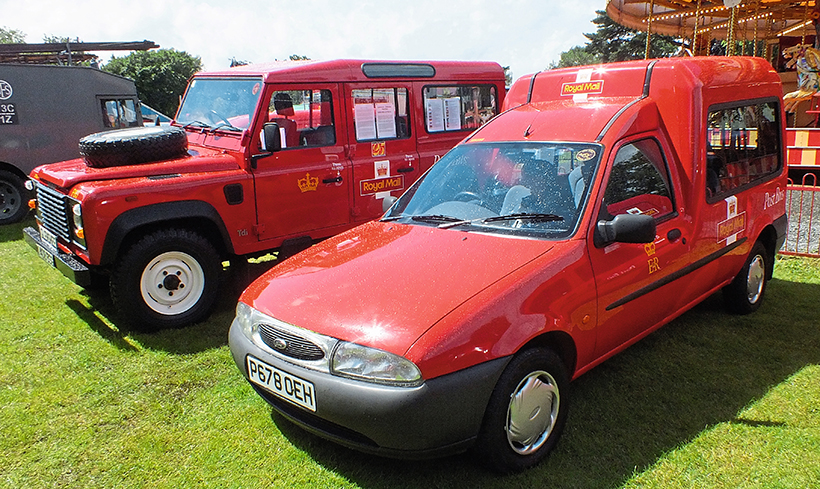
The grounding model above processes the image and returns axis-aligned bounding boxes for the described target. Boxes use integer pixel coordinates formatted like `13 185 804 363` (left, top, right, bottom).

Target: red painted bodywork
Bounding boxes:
28 59 506 267
240 57 789 381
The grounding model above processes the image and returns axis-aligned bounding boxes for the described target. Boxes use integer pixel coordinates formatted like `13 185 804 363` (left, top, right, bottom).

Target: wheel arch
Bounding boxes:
100 200 234 266
518 330 578 378
0 161 30 181
755 222 780 279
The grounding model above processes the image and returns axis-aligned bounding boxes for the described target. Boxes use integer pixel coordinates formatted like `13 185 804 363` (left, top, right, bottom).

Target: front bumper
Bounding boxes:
228 320 509 459
23 226 92 288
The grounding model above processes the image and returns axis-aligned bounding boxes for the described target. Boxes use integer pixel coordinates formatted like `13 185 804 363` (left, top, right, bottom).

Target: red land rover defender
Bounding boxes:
23 59 505 330
228 57 788 473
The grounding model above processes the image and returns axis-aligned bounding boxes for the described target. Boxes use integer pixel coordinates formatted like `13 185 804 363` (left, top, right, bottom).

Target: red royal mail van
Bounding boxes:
229 57 788 473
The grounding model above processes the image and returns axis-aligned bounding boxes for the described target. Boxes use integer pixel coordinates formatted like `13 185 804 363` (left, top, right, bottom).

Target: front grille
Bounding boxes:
35 184 71 240
258 323 325 361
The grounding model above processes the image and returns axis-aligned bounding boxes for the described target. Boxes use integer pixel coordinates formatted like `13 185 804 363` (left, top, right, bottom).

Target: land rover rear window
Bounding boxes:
423 85 498 133
706 100 781 200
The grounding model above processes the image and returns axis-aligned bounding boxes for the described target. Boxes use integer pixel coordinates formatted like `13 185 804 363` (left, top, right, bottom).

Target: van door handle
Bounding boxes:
323 176 343 184
397 167 414 173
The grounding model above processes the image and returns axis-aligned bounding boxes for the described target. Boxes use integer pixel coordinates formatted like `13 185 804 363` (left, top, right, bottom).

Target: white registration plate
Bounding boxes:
247 356 317 412
36 243 56 268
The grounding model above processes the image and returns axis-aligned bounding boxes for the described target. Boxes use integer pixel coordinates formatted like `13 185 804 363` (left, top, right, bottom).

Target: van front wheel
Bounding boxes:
475 347 569 474
723 241 770 315
111 229 220 331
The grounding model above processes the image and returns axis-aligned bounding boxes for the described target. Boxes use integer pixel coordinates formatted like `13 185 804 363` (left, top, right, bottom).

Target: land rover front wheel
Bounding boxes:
111 228 220 331
722 241 771 315
475 347 569 474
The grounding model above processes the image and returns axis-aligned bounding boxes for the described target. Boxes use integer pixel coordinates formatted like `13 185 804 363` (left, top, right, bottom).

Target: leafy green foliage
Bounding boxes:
103 49 203 118
0 26 25 43
553 10 679 68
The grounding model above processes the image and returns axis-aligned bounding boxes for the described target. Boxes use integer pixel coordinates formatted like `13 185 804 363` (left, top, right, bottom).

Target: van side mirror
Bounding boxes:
260 122 282 152
382 195 398 213
595 213 656 247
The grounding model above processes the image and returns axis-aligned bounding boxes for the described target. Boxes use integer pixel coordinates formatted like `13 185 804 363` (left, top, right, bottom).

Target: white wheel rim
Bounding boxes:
140 251 205 315
746 254 765 304
506 370 560 455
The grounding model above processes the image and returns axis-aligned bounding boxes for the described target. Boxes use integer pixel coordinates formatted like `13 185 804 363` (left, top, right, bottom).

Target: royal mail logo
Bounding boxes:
360 175 404 196
717 212 746 241
298 173 319 192
561 80 604 96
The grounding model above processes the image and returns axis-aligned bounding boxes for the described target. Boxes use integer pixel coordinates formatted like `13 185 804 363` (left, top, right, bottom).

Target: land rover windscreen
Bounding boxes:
175 77 263 131
382 141 602 238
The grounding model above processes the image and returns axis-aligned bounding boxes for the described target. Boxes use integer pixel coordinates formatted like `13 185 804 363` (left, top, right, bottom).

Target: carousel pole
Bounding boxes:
693 0 703 55
727 6 737 55
645 0 655 59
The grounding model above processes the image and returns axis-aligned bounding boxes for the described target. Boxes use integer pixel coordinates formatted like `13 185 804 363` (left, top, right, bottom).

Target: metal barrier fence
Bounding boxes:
784 173 820 258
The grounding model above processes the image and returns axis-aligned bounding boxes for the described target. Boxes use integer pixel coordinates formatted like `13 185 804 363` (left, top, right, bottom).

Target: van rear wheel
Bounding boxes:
111 228 220 331
723 241 770 315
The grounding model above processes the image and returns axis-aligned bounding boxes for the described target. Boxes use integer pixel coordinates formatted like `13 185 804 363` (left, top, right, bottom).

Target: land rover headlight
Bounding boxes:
69 200 86 246
331 341 422 386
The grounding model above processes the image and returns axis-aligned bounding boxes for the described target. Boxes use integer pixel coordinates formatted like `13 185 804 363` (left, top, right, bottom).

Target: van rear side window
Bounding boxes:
706 101 781 200
423 85 498 133
101 98 139 128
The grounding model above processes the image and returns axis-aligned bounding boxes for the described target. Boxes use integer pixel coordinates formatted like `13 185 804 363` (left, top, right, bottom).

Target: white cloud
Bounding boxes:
1 0 607 80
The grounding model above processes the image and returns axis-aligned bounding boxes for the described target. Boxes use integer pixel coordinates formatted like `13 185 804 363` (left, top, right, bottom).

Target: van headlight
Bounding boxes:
331 341 422 386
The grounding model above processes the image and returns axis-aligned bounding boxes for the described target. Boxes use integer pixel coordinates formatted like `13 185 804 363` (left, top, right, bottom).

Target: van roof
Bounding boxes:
195 59 504 83
482 56 781 145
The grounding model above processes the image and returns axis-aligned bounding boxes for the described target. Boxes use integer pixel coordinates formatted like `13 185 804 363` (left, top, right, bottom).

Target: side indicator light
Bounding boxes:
28 199 37 209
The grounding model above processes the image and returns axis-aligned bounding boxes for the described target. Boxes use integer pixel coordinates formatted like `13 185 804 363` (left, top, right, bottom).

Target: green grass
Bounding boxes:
2 215 819 488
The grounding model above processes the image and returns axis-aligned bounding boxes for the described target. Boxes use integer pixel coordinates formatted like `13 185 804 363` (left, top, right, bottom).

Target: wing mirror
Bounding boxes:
595 213 656 247
260 122 282 152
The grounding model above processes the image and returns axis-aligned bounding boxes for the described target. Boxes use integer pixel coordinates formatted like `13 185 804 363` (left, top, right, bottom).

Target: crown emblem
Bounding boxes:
298 172 319 192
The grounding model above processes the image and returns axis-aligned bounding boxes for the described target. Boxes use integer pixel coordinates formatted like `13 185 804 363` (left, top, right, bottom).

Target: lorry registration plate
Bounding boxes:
247 356 316 412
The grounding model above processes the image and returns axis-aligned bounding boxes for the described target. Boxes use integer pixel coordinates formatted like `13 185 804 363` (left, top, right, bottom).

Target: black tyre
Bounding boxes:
475 347 569 474
110 228 221 331
0 170 29 225
722 241 771 315
79 126 188 168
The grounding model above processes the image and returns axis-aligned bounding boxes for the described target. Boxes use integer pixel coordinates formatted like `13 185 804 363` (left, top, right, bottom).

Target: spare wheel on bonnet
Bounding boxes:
79 126 188 168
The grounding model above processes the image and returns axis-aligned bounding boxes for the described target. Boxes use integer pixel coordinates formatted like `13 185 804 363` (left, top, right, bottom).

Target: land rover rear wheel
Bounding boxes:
111 228 220 331
0 170 28 224
722 241 771 315
475 347 569 474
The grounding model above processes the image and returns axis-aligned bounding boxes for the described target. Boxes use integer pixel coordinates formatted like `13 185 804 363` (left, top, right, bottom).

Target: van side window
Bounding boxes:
706 101 781 199
352 88 410 141
602 139 674 220
423 85 498 133
101 98 139 128
267 89 335 149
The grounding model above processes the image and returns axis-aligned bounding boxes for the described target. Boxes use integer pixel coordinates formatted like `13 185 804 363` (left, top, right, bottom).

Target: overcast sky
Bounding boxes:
2 0 608 81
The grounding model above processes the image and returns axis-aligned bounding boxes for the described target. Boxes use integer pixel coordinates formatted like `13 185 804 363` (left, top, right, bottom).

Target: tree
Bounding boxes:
103 49 202 117
552 10 679 68
584 10 679 62
550 46 601 69
0 26 25 43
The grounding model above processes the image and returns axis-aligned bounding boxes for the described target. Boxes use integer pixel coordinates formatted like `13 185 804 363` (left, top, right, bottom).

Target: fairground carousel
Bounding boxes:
607 0 820 126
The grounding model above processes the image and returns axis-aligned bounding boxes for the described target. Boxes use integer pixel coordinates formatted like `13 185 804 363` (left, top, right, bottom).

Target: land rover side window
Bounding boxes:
352 88 409 141
101 98 139 128
423 85 498 133
267 89 335 149
602 139 674 220
706 101 781 199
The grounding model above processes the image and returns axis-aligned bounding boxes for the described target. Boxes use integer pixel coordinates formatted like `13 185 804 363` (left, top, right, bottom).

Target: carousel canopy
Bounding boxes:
607 0 820 42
